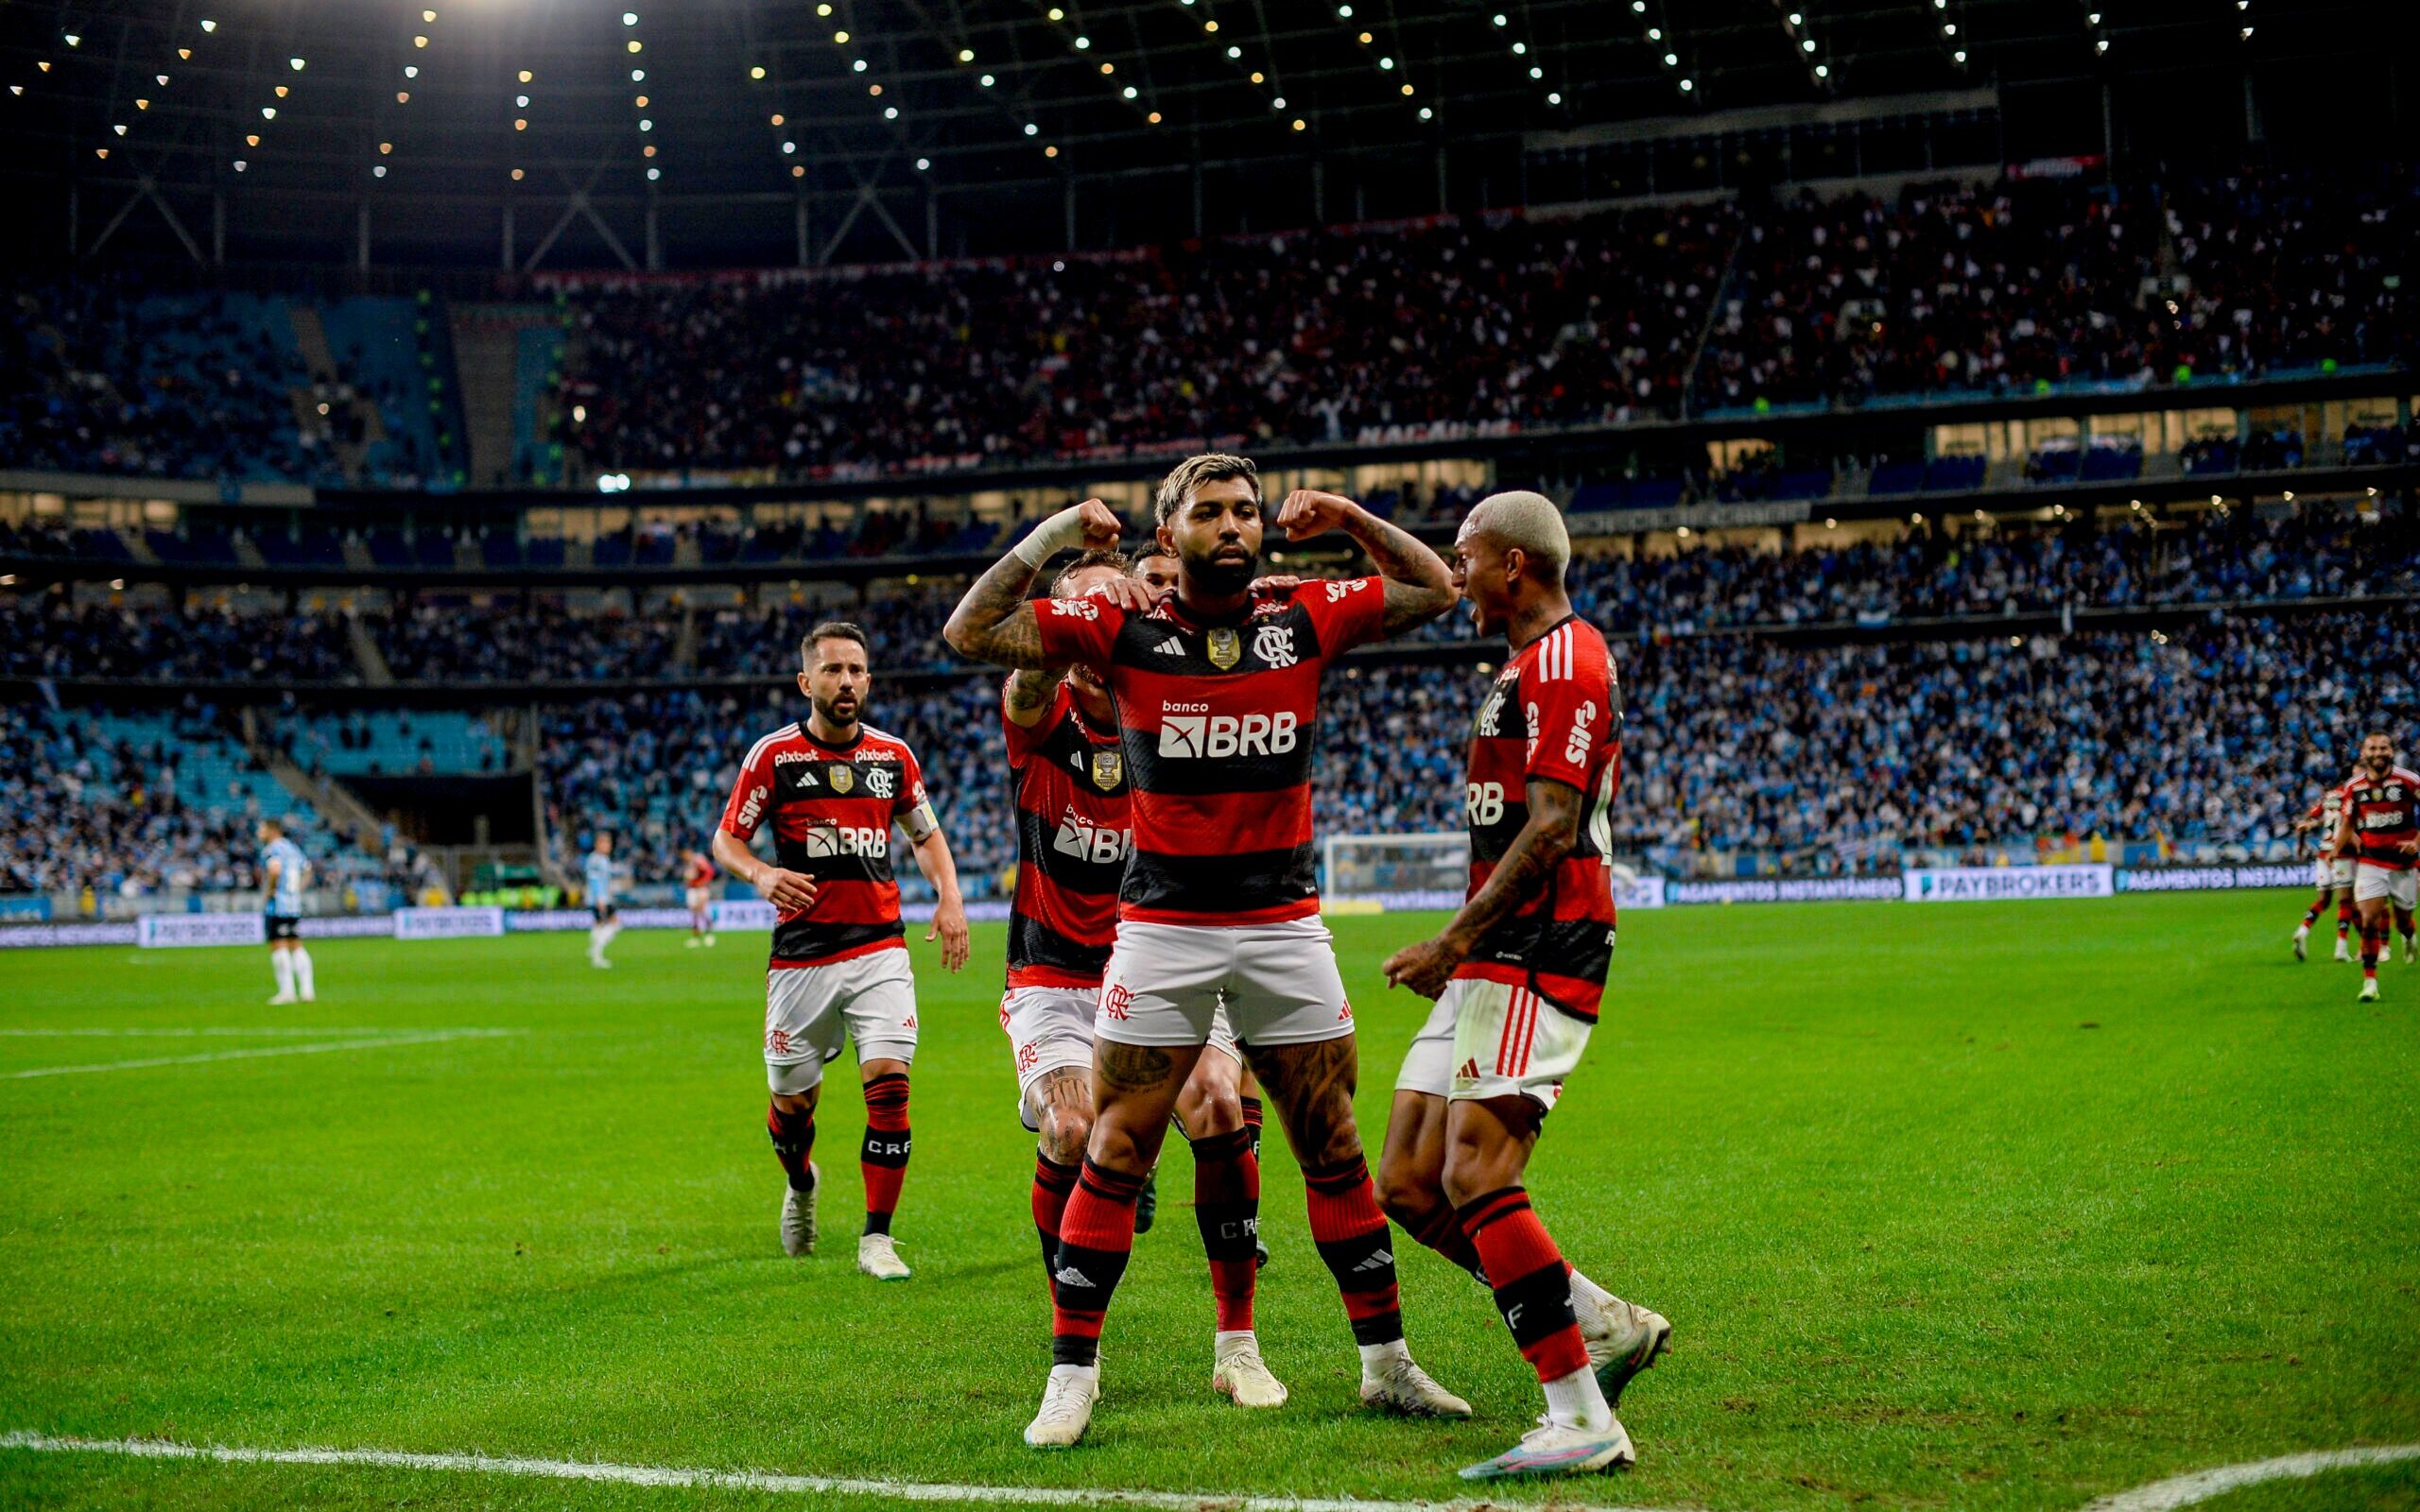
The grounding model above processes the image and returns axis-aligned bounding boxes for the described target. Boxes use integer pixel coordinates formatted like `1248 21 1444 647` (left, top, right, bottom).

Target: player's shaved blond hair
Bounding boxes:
1463 490 1571 583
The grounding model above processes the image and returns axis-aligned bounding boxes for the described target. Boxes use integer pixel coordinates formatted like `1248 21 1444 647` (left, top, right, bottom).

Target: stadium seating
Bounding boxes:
278 709 508 777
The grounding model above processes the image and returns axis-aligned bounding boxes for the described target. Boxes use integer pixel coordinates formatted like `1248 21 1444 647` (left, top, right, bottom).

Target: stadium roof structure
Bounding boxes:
0 0 2394 271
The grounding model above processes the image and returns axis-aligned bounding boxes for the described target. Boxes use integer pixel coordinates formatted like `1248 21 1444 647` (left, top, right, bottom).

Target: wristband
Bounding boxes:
1011 505 1092 570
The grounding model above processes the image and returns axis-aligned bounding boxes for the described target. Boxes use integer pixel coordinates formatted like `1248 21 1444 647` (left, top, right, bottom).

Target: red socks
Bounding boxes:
1032 1153 1079 1297
1304 1155 1403 1347
767 1101 816 1193
1051 1158 1143 1366
1189 1127 1260 1332
860 1073 910 1235
1458 1185 1588 1383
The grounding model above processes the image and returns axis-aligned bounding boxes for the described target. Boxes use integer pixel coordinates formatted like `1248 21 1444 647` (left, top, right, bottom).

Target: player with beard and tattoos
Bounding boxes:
2330 731 2420 1001
713 621 974 1280
999 547 1280 1411
946 454 1469 1449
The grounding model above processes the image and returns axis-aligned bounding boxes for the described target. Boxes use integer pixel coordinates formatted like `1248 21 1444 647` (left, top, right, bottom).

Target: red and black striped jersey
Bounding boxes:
2343 766 2420 871
1003 679 1131 988
717 718 933 968
1032 576 1388 924
1456 615 1623 1022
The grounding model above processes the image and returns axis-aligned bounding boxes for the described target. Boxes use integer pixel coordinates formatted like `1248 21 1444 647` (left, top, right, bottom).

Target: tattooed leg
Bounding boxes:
1247 1035 1365 1171
1032 1067 1095 1167
1086 1038 1201 1178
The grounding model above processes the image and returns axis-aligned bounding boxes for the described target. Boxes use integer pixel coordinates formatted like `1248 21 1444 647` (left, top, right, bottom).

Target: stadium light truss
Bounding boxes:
1482 5 1566 112
1770 2 1834 91
1928 0 1970 71
86 12 204 162
373 9 446 180
1623 0 1695 98
624 9 658 182
1327 1 1426 120
1169 1 1303 135
1028 1 1162 133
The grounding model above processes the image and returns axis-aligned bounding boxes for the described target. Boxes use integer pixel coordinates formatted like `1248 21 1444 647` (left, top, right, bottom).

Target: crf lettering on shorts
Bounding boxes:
1157 709 1299 759
1052 812 1133 865
805 825 890 858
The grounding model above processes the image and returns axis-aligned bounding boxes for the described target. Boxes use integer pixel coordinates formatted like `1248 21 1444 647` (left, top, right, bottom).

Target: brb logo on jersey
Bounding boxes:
804 823 889 859
1158 701 1300 759
1052 809 1133 865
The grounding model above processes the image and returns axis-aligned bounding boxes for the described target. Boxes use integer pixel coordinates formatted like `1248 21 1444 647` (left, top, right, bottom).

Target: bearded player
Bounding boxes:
1135 543 1276 1258
2290 772 2357 962
2330 732 2420 1002
1376 491 1669 1480
946 455 1469 1448
1000 547 1280 1409
713 622 973 1280
683 847 718 949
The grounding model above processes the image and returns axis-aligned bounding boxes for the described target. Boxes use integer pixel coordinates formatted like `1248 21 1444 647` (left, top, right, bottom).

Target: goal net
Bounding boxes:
1322 832 1468 899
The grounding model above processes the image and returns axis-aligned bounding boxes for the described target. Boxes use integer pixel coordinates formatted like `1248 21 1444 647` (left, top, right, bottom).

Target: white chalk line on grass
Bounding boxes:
5 1432 2418 1512
2079 1442 2420 1511
0 1026 480 1038
0 1431 1692 1512
0 1027 521 1078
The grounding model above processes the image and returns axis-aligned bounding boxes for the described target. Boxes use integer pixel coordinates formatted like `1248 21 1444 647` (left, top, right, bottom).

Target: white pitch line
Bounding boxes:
0 1431 1698 1512
2079 1442 2420 1511
0 1027 458 1038
0 1028 520 1079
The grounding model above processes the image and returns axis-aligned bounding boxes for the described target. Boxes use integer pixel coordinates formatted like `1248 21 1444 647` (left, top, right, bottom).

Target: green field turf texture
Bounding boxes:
1 893 2414 1512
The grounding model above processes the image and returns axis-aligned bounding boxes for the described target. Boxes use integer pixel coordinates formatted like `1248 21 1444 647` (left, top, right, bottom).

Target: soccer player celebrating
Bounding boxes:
713 621 973 1280
2330 732 2420 1002
258 818 314 1005
946 455 1470 1449
683 848 718 949
1375 490 1667 1481
1000 547 1280 1409
2291 773 2357 962
584 833 623 970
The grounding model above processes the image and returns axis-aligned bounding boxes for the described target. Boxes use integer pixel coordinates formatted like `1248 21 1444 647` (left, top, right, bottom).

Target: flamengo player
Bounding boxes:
999 547 1281 1409
2329 732 2420 1002
683 848 718 949
2290 774 2357 963
712 621 974 1280
946 455 1470 1449
1375 492 1668 1480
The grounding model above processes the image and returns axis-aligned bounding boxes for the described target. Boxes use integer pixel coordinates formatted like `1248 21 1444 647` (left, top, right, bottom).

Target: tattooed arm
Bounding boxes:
1273 489 1456 637
1004 669 1059 728
1381 778 1582 999
942 498 1127 670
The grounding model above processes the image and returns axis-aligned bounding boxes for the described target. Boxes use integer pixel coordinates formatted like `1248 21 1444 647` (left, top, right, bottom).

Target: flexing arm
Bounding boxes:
943 498 1127 669
712 826 817 915
1275 490 1456 637
1382 779 1582 999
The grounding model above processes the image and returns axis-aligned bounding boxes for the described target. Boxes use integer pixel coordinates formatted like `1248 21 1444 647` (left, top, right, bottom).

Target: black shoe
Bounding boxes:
1134 1171 1157 1235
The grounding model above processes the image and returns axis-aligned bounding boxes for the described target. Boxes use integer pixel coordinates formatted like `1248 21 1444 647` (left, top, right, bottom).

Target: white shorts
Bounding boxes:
1393 976 1593 1114
2313 856 2355 890
2354 863 2418 910
1001 985 1240 1130
1096 917 1356 1050
763 946 918 1094
686 886 713 911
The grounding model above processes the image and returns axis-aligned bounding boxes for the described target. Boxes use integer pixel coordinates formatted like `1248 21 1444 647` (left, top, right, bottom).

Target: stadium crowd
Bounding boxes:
0 701 271 896
3 170 2406 487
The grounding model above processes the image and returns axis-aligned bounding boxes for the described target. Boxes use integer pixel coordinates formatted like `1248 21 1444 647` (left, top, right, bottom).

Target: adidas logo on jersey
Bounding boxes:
1153 637 1185 656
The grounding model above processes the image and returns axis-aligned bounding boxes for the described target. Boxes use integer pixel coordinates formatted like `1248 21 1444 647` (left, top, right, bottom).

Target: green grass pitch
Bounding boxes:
1 892 2414 1512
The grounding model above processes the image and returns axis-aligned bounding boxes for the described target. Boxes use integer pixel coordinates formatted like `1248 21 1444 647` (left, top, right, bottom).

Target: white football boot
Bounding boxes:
780 1163 819 1257
2335 936 2354 963
1211 1336 1288 1407
1458 1414 1635 1481
857 1232 911 1280
1579 1294 1672 1408
1024 1367 1099 1449
2292 925 2309 962
2360 977 2381 1002
1360 1349 1472 1418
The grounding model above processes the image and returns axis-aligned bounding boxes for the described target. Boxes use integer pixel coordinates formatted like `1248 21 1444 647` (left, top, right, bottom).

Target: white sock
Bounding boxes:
1568 1267 1613 1334
604 922 622 947
291 948 315 998
588 925 607 956
1048 1362 1098 1386
271 952 295 995
1357 1338 1410 1376
2294 922 2310 938
1214 1329 1257 1358
1541 1364 1613 1432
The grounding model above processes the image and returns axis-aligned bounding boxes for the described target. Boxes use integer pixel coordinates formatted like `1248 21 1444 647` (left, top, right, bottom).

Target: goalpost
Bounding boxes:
1322 831 1468 898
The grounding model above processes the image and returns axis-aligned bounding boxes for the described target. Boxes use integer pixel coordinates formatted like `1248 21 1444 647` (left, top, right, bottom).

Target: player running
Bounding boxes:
2291 775 2359 962
683 848 718 949
1000 547 1280 1409
712 621 973 1280
258 818 315 1005
946 454 1469 1449
584 833 623 969
1374 491 1668 1481
2330 732 2420 1002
